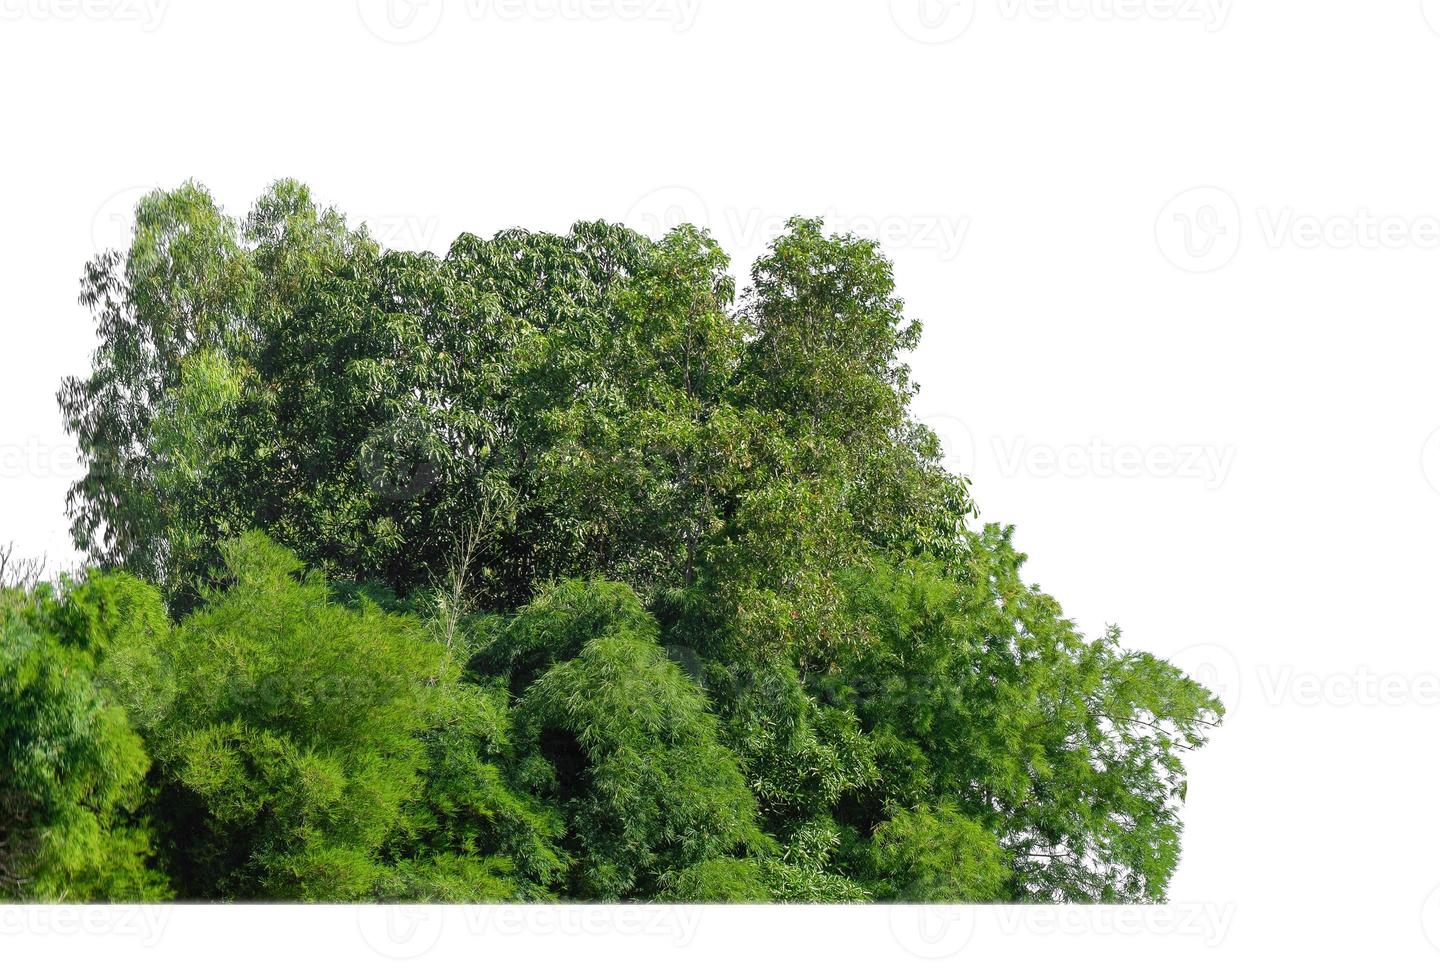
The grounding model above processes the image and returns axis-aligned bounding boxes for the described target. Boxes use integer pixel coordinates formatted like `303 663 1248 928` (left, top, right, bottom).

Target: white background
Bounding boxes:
2 0 1439 974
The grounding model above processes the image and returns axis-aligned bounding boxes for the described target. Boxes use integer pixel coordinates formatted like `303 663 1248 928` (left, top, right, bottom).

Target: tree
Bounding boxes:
58 183 256 589
0 580 168 900
870 804 1009 902
51 182 1224 903
820 531 1221 901
134 532 535 900
505 579 769 899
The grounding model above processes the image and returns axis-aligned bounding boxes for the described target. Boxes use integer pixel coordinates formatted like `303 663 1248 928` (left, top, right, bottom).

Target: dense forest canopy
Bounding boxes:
0 180 1221 903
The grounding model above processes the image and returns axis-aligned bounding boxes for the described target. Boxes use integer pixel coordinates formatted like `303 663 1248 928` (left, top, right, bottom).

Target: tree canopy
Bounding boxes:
0 179 1222 902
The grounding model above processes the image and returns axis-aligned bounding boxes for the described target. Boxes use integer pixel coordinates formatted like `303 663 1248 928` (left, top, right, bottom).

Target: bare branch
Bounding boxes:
428 496 494 655
0 542 47 591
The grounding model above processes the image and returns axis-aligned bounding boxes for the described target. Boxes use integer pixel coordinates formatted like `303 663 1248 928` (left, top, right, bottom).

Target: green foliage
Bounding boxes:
871 804 1009 902
32 182 1224 903
511 582 767 899
821 531 1221 901
388 681 567 898
48 570 174 732
760 817 871 903
138 532 488 900
0 586 168 900
478 577 657 689
659 858 772 903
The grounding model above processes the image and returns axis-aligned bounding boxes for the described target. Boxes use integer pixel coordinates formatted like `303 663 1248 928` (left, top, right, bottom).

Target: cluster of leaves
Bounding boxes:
0 579 167 900
0 181 1222 902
